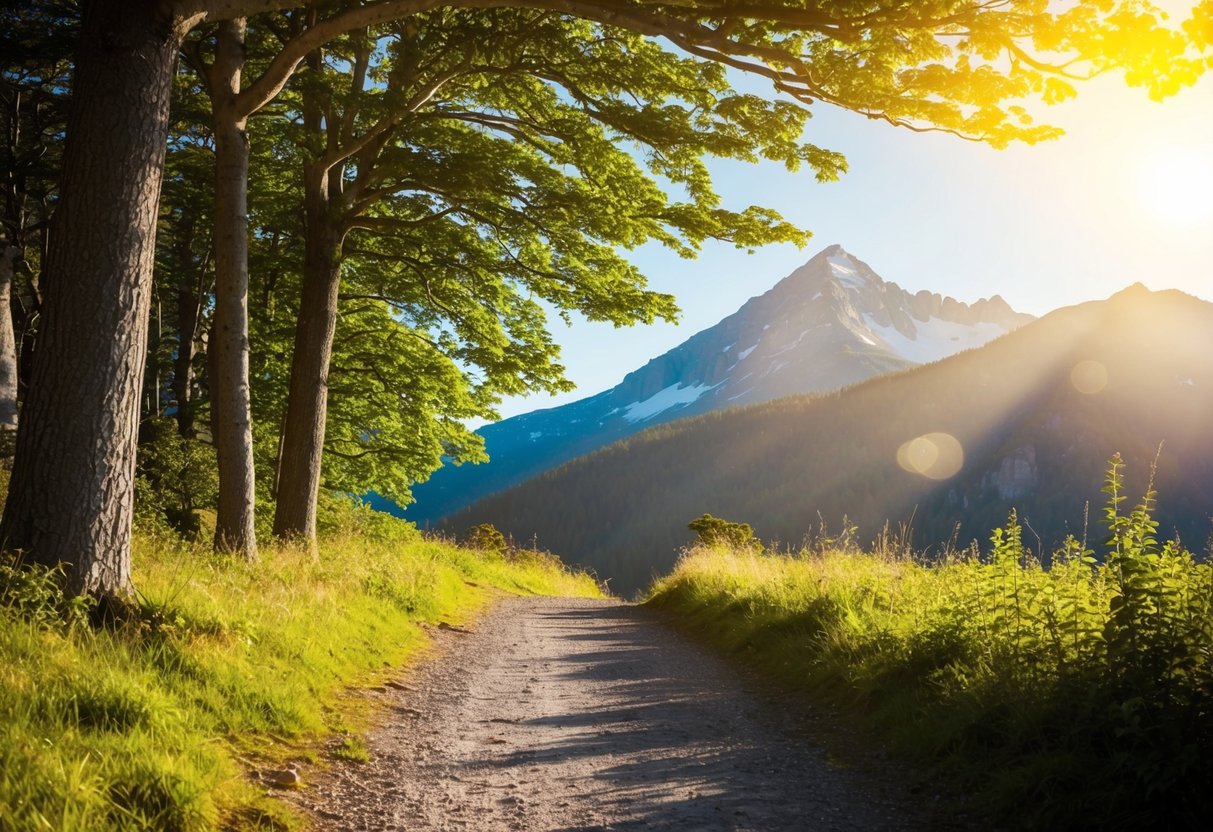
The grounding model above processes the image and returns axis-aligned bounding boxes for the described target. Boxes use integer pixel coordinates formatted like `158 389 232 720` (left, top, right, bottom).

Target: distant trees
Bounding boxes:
0 1 1207 598
688 514 760 550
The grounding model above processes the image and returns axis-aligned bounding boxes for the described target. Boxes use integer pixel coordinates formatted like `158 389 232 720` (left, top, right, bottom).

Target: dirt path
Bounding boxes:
291 597 936 831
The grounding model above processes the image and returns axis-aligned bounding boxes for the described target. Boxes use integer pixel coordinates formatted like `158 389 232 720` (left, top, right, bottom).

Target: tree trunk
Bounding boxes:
171 215 202 438
272 194 341 544
209 18 258 559
0 1 184 597
0 244 19 433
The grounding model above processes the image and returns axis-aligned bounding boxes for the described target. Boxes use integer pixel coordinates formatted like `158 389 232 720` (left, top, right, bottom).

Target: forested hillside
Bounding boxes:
453 286 1213 594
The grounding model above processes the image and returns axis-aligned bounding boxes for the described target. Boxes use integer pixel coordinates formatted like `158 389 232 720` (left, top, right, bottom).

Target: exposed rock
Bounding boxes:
996 446 1038 501
262 765 302 789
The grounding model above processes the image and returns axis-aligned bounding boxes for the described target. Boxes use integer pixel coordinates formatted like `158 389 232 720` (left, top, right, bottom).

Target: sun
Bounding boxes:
1137 146 1213 228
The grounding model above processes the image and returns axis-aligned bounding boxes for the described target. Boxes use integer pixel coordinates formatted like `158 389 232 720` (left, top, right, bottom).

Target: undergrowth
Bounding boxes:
648 455 1213 830
0 499 599 831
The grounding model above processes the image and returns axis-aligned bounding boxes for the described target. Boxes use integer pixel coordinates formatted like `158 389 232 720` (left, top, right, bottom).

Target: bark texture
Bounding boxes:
0 244 18 432
209 18 258 558
0 0 183 596
272 199 341 542
171 214 203 438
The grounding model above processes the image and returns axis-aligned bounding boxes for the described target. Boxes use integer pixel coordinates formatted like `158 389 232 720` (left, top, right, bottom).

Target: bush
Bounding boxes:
464 523 508 555
135 418 219 539
687 513 760 550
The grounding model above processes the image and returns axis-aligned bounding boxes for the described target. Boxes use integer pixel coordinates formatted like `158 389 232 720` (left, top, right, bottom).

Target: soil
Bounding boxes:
285 596 954 831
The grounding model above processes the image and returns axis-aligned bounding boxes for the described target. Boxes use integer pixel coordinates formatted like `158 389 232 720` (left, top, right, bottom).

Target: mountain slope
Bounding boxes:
450 285 1213 595
405 244 1032 524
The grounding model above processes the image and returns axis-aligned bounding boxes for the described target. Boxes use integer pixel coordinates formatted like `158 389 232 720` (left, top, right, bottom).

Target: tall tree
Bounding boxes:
0 0 190 595
1 1 74 432
270 11 825 541
0 244 18 435
1 0 1201 597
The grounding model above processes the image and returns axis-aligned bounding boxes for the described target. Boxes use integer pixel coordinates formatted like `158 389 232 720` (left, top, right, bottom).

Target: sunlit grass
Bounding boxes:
649 460 1213 829
0 511 599 831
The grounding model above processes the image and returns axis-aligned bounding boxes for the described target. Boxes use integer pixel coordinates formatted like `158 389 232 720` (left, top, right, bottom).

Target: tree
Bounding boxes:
268 10 821 542
1 2 75 438
688 513 760 550
1 0 1201 598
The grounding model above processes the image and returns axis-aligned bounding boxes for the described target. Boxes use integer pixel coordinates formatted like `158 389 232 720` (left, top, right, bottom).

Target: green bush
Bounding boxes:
135 417 219 539
687 513 760 550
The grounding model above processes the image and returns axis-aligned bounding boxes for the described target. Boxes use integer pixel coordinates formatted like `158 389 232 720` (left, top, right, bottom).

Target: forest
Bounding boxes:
1 1 1207 602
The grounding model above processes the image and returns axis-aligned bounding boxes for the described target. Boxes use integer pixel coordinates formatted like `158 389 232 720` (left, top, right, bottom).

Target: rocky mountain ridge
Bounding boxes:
400 244 1034 525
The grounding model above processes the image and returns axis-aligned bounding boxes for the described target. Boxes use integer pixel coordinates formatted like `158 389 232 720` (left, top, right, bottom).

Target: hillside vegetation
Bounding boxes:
0 501 599 831
455 286 1213 594
648 458 1212 830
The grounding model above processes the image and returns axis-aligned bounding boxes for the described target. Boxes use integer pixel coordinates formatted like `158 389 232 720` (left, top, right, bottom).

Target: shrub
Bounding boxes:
687 513 760 550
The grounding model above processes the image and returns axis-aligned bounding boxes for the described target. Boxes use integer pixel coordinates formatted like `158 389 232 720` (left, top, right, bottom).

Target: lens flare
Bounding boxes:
896 432 964 480
1071 360 1108 394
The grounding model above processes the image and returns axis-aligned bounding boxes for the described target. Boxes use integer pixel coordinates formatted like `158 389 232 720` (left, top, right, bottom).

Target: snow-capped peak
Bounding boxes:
826 249 866 288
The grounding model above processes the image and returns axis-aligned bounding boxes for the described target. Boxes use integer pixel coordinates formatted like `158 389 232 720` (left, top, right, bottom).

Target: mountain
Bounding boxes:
449 285 1213 595
403 244 1033 524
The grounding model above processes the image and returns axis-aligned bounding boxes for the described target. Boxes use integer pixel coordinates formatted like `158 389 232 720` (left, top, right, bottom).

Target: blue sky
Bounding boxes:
491 56 1213 423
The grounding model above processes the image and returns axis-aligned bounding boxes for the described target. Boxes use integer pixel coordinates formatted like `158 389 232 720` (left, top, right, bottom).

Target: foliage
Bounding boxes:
141 0 1209 525
135 418 220 538
0 552 92 631
687 513 760 550
649 458 1213 830
0 510 599 831
464 522 508 555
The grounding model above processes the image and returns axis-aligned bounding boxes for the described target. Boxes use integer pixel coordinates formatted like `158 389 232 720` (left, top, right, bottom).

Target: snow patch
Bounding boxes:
622 381 720 422
862 314 1006 364
828 252 867 289
737 344 759 361
761 359 789 378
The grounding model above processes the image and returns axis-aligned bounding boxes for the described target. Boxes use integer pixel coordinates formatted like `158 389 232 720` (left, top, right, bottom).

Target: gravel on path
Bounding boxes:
288 596 940 831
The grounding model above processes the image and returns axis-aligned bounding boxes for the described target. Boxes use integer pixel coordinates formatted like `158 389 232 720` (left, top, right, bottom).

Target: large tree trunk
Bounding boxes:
0 244 19 433
272 191 341 544
0 1 184 597
210 18 258 558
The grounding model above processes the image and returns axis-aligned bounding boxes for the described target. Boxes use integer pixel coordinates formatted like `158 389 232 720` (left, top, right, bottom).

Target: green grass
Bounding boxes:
648 460 1213 830
0 509 599 831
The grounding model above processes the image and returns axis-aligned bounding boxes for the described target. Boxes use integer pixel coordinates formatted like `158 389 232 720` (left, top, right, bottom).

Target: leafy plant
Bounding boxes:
687 513 761 551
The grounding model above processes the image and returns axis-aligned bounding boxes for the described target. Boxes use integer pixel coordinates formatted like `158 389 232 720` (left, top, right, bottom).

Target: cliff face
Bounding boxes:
400 244 1034 525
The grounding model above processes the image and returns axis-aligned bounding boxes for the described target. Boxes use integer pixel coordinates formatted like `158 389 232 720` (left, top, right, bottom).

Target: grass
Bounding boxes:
648 459 1213 830
0 504 599 831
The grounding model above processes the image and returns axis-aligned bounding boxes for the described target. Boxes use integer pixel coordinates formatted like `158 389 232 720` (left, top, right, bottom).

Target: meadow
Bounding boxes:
0 500 599 831
649 456 1213 829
